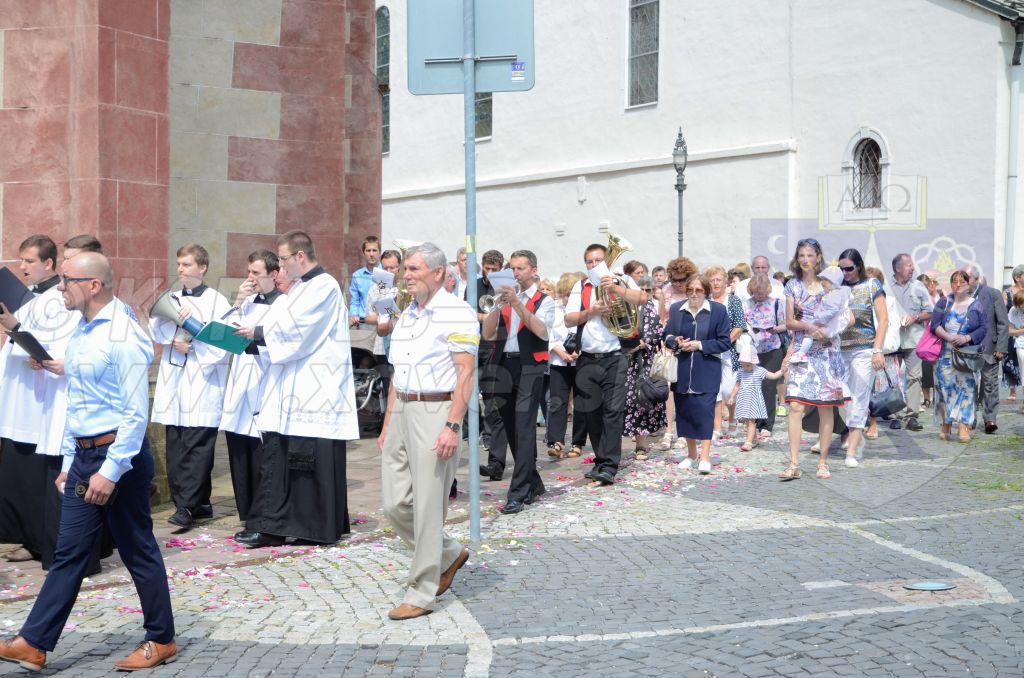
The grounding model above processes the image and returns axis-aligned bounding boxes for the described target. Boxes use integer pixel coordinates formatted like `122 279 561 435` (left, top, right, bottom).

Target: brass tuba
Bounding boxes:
392 239 422 313
596 232 642 338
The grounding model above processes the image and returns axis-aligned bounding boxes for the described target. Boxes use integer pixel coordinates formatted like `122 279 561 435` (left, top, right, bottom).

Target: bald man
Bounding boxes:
0 253 176 672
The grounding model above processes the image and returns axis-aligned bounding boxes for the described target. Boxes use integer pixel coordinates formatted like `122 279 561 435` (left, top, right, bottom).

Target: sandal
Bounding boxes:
778 464 801 480
740 441 755 452
816 464 831 479
656 431 674 450
672 437 687 450
567 445 583 458
634 447 649 461
938 424 950 441
547 442 565 460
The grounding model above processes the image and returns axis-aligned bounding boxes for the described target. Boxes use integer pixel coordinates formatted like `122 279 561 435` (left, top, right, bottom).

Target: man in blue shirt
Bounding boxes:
0 253 176 672
348 235 380 327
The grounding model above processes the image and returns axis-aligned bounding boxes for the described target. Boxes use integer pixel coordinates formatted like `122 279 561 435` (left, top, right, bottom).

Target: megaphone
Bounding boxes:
150 289 204 337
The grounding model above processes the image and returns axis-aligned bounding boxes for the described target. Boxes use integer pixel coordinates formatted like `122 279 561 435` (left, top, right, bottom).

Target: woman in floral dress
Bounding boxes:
625 278 667 460
780 239 850 480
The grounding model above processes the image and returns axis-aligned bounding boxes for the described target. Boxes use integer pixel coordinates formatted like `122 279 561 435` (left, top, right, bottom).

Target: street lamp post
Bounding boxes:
672 127 688 258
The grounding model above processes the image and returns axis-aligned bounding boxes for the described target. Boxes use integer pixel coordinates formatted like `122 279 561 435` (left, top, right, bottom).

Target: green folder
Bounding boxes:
194 321 253 355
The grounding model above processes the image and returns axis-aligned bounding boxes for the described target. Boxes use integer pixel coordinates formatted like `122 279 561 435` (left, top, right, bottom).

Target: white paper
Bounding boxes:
486 270 517 292
371 268 394 287
587 262 610 286
373 296 399 316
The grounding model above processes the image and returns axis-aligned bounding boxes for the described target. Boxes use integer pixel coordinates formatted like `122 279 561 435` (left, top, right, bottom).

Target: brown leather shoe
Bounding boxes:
114 640 177 671
436 548 470 596
0 636 46 672
387 603 430 621
4 547 34 562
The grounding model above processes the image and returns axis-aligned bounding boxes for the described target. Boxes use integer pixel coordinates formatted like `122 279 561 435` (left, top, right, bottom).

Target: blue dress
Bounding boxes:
734 366 768 421
935 308 978 426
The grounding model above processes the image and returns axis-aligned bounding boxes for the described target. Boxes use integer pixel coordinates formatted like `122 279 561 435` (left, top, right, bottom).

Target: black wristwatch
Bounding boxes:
445 421 461 433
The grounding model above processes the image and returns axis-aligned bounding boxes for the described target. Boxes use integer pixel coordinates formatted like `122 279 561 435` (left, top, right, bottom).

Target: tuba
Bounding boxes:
392 239 422 313
596 232 642 338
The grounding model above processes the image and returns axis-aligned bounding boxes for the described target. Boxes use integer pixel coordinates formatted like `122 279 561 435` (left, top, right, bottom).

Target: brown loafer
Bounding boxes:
436 548 470 596
0 636 46 672
387 603 430 621
4 547 34 562
114 640 177 671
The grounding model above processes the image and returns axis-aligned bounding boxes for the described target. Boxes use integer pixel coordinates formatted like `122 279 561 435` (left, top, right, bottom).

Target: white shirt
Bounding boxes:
565 279 620 353
150 286 232 428
366 282 395 355
0 285 78 454
548 304 574 367
255 269 359 440
503 284 556 353
219 291 281 437
389 288 479 393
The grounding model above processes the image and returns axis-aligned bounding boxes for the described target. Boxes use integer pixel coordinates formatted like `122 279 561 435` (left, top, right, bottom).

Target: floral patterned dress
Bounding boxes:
934 307 978 426
625 300 668 437
784 278 849 407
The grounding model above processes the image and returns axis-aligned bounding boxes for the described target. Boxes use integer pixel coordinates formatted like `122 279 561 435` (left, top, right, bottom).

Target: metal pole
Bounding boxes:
676 186 683 258
463 0 481 544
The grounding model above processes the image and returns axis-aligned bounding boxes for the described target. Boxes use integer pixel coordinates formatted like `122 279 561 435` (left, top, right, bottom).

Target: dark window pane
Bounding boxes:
475 92 492 138
853 139 881 209
629 0 659 56
629 53 658 106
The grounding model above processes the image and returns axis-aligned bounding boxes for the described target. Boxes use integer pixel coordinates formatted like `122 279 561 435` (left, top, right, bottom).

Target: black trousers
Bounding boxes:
754 347 786 432
575 353 628 476
20 439 174 652
480 360 510 473
225 431 263 523
165 425 218 513
546 365 587 448
495 357 547 502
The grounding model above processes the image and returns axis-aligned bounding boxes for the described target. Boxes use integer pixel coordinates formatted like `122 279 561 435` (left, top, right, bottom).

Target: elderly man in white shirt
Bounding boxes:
734 255 785 303
378 242 478 621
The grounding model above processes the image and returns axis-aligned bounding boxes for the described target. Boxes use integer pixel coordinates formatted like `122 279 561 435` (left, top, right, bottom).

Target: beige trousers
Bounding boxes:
381 399 464 608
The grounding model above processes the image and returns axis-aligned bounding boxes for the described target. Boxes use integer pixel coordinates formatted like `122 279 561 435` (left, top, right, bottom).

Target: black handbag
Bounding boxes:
951 344 982 373
637 377 670 407
869 371 906 419
563 331 581 355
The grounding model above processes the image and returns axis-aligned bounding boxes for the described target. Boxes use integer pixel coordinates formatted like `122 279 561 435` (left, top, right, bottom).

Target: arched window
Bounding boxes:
852 138 881 209
376 6 390 154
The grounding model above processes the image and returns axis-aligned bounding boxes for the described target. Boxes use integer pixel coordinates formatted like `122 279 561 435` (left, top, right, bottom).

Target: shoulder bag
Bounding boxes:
951 343 982 373
915 322 942 362
869 370 906 419
649 349 678 383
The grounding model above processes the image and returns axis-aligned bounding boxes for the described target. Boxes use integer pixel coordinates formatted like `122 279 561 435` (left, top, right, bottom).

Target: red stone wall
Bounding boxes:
0 0 169 308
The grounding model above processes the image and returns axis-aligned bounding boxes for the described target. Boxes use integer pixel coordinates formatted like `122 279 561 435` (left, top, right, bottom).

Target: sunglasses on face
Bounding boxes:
797 238 819 247
671 278 688 284
839 265 856 273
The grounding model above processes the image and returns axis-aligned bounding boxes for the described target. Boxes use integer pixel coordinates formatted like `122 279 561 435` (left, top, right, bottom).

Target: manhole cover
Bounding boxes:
903 581 957 591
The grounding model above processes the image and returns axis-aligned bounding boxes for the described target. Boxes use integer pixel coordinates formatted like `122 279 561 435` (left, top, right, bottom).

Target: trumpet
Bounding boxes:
480 283 521 314
391 239 422 313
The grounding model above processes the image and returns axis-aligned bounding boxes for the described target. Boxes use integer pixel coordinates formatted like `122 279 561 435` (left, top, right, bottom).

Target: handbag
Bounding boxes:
649 349 678 383
637 377 670 407
951 343 982 373
915 323 942 361
869 370 906 419
562 331 581 355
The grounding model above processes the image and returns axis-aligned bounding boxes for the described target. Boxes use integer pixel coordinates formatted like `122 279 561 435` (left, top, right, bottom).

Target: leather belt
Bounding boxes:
580 350 621 360
75 431 117 449
504 352 520 358
396 391 453 402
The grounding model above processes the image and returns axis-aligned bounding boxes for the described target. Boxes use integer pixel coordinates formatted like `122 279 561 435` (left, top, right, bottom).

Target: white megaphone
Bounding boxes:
150 289 204 337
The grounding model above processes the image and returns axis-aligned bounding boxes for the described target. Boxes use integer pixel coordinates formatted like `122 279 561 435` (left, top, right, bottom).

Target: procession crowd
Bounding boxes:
0 229 1020 670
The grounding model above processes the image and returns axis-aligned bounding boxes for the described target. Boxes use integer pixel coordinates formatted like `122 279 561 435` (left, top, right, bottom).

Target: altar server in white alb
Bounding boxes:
0 235 91 571
218 249 283 540
233 230 359 548
150 243 232 531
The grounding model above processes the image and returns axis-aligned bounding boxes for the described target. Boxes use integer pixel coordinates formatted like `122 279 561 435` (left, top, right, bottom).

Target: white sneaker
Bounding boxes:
844 456 859 468
677 458 693 470
697 460 712 474
789 351 808 364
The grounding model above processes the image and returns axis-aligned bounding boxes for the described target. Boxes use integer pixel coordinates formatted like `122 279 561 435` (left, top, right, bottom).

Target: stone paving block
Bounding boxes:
170 36 234 88
195 87 281 138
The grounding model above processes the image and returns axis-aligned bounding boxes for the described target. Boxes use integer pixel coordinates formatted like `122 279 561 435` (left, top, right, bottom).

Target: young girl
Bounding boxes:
728 334 786 451
789 266 851 363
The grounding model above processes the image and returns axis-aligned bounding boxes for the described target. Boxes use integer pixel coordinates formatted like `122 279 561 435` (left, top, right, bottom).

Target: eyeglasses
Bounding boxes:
797 238 819 247
60 276 96 285
641 287 654 293
670 278 688 284
686 288 705 295
839 265 856 273
279 251 301 263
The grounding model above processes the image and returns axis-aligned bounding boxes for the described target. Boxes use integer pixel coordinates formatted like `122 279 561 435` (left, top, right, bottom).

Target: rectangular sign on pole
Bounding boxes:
408 0 535 95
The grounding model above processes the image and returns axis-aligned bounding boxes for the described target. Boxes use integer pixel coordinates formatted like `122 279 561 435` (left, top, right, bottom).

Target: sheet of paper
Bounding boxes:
486 270 517 292
373 296 399 316
371 268 394 287
586 262 610 287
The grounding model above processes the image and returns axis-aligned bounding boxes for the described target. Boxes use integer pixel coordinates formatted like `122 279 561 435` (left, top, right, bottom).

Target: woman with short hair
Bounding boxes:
705 265 748 439
742 273 788 437
656 256 699 451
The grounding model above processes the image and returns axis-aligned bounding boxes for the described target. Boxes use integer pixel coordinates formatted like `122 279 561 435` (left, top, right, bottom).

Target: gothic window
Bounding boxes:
628 0 659 106
852 138 882 209
376 6 390 154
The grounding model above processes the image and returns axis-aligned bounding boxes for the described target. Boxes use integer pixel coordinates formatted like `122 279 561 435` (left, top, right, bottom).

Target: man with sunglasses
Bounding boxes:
0 235 83 572
0 252 176 672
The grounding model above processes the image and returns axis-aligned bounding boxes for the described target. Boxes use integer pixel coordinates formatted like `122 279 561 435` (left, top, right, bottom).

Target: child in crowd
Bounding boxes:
789 266 851 363
1010 290 1024 412
728 334 786 451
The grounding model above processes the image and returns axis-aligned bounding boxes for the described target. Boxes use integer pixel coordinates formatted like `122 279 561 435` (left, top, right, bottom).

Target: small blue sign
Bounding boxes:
511 61 526 81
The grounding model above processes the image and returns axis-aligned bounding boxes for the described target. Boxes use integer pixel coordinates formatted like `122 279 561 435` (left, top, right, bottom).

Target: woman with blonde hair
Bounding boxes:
656 256 699 450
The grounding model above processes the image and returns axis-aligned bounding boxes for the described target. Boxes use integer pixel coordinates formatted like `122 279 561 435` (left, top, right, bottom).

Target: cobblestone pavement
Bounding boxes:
2 403 1023 676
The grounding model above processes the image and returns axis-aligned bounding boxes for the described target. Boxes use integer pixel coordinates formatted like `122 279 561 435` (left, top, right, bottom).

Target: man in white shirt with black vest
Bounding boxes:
378 242 477 621
564 243 649 485
483 249 554 514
